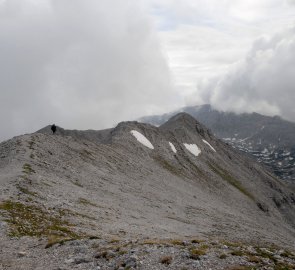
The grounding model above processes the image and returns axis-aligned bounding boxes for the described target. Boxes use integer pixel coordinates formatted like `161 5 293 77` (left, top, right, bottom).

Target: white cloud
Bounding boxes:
198 27 295 121
159 24 252 98
144 0 295 121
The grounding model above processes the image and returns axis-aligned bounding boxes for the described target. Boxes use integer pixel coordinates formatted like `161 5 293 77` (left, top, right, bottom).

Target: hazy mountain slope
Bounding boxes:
139 104 295 182
0 113 294 269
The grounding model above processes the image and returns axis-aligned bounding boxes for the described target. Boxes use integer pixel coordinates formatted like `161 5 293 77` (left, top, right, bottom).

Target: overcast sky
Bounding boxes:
1 0 295 141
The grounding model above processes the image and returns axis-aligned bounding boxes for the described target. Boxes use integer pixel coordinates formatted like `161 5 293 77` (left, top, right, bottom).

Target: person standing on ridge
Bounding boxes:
51 124 57 134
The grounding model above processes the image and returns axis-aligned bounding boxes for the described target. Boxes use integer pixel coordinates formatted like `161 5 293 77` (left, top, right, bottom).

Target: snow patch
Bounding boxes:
223 138 232 141
184 143 201 156
130 130 154 149
240 137 250 142
169 142 177 153
202 139 216 152
282 152 290 156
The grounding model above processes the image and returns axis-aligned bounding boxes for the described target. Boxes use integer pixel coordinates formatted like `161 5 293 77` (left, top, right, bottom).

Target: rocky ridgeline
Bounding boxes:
0 113 295 269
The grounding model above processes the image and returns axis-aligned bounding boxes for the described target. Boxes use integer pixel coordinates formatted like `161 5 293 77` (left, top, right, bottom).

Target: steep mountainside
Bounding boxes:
0 113 294 269
139 105 295 182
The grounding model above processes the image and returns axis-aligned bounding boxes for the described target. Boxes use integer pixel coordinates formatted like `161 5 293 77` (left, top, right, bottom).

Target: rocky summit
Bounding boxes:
0 113 294 270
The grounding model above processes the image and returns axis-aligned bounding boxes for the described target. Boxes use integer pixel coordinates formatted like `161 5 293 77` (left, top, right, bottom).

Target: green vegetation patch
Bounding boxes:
78 198 97 207
45 235 74 249
191 239 205 244
17 186 38 197
160 255 173 265
22 163 36 175
170 239 185 246
219 254 227 259
80 149 95 161
0 200 79 239
207 162 255 201
231 250 245 256
176 154 205 178
153 155 184 177
189 246 208 260
247 255 262 263
225 266 256 270
274 264 295 270
255 247 277 263
280 250 295 259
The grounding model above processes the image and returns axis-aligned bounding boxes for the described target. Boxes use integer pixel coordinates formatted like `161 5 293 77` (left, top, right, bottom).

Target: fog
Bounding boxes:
0 0 178 141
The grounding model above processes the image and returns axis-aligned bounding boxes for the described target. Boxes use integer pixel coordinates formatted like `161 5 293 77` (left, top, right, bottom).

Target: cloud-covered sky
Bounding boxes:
1 0 295 141
148 0 295 114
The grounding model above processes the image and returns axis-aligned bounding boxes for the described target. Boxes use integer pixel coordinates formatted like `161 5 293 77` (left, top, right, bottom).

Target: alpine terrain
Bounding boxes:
139 105 295 183
0 113 294 269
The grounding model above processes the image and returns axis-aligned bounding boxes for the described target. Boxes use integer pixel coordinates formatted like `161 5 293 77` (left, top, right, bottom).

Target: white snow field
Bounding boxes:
202 139 216 152
183 143 201 156
130 130 154 149
169 142 177 153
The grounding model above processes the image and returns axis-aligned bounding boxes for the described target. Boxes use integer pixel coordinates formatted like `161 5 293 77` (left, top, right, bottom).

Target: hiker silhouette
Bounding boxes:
51 124 57 134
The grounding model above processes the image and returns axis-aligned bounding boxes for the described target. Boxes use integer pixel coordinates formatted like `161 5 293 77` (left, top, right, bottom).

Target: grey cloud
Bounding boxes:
196 26 295 121
0 0 178 142
286 0 295 5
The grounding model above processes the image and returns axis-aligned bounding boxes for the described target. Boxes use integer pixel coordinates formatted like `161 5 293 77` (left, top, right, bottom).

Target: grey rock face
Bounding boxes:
139 104 295 182
0 113 294 269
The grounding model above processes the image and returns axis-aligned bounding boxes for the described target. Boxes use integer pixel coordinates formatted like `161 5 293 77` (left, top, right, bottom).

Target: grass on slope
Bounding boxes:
22 163 35 175
207 162 255 201
0 200 80 240
153 155 184 177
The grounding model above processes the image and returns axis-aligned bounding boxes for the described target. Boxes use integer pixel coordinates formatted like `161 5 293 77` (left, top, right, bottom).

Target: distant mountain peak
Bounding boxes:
163 112 197 125
160 112 213 138
139 104 295 182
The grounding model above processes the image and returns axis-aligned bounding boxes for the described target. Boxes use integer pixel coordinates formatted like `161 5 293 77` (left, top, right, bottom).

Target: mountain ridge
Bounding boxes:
139 105 295 182
0 113 294 269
